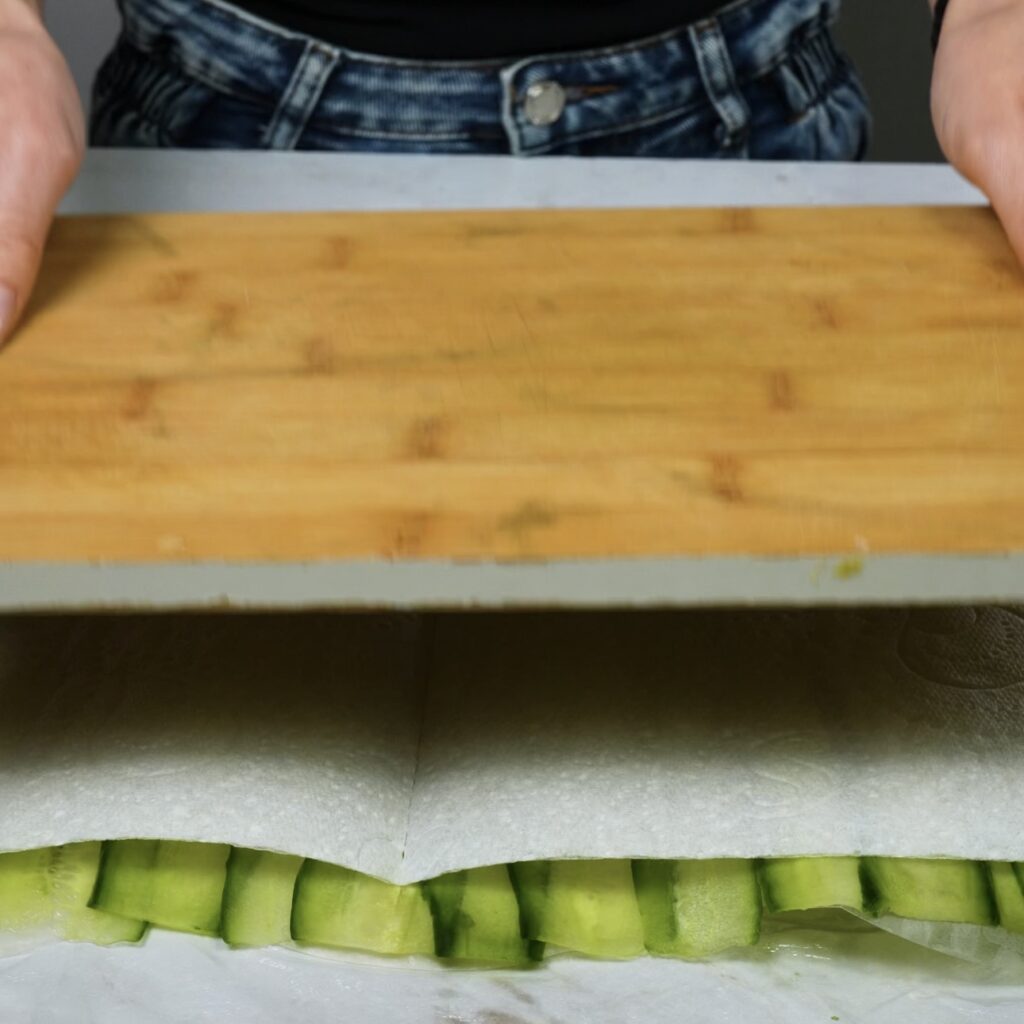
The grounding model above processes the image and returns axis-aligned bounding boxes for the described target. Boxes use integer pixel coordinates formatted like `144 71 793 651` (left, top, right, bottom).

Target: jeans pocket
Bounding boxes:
548 102 724 159
90 37 272 149
748 28 873 161
89 37 217 147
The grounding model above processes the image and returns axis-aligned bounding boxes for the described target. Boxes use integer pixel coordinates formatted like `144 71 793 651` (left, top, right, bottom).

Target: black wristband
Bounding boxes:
932 0 950 52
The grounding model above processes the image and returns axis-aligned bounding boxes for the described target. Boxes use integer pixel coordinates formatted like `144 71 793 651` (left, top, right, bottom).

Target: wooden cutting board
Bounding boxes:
2 205 1023 564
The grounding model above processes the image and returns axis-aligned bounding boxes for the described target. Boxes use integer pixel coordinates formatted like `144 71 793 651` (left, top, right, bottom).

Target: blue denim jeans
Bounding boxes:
91 0 871 160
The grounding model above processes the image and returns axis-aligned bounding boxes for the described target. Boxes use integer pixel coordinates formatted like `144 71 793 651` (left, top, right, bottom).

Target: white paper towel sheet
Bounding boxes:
408 606 1024 878
0 614 424 880
0 607 1022 882
5 916 1024 1024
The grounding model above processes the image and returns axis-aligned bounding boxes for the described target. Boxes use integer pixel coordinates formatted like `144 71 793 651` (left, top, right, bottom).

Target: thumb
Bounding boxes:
0 44 84 348
0 209 47 345
959 133 1024 272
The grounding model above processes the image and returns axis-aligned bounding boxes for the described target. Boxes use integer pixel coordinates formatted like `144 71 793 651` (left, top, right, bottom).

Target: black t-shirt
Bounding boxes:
231 1 726 59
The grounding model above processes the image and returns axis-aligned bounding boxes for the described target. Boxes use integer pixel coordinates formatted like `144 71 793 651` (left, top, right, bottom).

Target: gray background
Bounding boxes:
46 0 943 162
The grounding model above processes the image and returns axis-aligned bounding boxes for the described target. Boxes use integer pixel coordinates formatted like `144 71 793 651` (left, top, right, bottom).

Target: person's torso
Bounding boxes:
227 0 727 59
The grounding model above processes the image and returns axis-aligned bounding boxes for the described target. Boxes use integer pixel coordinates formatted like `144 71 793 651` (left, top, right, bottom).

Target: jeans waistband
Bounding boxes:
115 0 842 154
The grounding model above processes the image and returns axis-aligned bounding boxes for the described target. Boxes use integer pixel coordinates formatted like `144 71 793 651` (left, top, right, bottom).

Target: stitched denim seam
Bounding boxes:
514 30 850 156
92 96 173 143
787 67 862 127
688 20 750 140
263 43 339 148
503 23 838 152
119 5 835 113
113 30 269 107
92 59 207 146
104 0 852 154
98 45 848 151
517 97 716 155
748 27 845 90
776 50 857 124
304 123 507 143
511 35 814 156
507 4 840 86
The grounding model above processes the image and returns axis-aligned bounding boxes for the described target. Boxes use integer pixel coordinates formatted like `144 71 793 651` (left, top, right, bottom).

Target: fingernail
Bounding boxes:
0 285 17 345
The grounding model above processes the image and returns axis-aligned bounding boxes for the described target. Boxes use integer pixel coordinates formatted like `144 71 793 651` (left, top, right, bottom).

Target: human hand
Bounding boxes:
931 0 1024 267
0 0 84 346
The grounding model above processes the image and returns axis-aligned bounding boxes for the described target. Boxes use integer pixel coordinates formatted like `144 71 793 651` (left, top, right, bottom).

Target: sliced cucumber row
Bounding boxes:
4 843 1024 963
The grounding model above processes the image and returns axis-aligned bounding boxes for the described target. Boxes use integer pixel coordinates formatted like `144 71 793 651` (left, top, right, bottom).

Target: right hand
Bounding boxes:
0 1 85 347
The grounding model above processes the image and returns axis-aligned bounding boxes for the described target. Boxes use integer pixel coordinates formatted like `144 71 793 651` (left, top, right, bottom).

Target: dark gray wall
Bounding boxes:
49 0 943 162
835 0 943 162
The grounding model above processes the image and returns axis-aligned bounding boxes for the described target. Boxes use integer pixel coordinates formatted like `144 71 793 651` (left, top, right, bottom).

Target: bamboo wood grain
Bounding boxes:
2 205 1023 563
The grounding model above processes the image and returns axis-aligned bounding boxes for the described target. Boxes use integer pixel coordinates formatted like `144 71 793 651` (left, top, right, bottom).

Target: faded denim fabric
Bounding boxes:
91 0 871 160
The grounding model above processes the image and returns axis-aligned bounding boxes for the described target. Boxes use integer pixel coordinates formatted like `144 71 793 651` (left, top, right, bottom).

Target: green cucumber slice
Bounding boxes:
0 844 145 945
0 848 61 935
56 843 148 944
760 857 863 913
291 860 434 956
423 864 535 965
90 840 230 936
507 860 547 962
633 858 761 959
221 848 303 948
508 860 548 943
990 862 1024 933
509 859 644 959
861 857 997 926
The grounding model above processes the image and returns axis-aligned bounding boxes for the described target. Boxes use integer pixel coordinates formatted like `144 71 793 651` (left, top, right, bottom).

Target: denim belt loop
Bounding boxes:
687 18 751 151
498 57 534 156
263 39 341 150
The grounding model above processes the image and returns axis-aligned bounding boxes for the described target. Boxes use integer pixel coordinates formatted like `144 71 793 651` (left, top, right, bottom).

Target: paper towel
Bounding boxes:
1 606 1023 883
5 919 1024 1024
404 607 1024 879
0 613 423 880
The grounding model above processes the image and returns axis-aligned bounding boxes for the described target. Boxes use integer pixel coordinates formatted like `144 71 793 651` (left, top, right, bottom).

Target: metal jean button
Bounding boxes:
523 81 567 127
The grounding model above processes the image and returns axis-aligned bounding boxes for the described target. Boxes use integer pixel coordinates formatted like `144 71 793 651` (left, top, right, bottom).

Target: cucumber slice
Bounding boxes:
990 862 1024 933
1013 863 1024 897
760 857 863 913
633 859 761 959
221 848 303 948
56 843 148 944
291 860 434 956
90 840 230 936
861 857 997 926
509 859 645 959
0 848 61 935
507 860 547 963
0 844 145 945
423 864 535 965
508 860 549 942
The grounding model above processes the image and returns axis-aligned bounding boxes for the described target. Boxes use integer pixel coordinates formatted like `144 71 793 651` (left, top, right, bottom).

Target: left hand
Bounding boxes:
931 0 1024 267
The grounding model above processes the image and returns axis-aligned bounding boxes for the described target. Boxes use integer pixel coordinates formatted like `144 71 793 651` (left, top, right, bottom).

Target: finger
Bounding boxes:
961 132 1024 272
0 210 47 345
0 103 82 346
